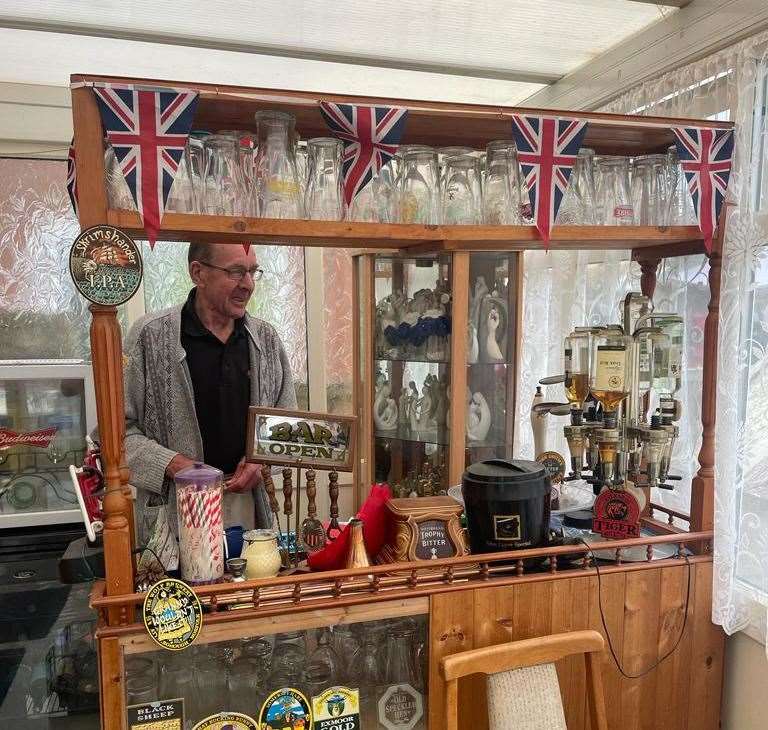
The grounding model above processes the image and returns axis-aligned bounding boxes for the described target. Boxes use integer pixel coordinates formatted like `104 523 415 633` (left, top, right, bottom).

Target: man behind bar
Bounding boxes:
123 242 296 565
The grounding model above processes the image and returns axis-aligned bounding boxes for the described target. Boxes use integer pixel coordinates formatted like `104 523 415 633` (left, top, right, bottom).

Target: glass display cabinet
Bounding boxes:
355 252 520 496
122 602 429 730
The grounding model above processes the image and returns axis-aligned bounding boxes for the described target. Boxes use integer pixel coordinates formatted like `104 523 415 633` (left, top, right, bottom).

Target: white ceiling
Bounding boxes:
0 1 678 105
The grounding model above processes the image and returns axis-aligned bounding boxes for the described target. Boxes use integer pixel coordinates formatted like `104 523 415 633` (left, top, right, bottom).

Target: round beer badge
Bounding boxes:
259 687 312 730
535 451 566 484
192 712 258 730
142 578 202 651
69 224 142 305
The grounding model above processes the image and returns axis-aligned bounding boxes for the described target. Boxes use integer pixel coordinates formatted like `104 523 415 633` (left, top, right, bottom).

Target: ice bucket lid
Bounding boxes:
463 458 545 485
174 462 223 486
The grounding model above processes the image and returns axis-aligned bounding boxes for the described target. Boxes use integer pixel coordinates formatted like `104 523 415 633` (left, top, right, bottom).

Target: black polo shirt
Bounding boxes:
181 288 251 475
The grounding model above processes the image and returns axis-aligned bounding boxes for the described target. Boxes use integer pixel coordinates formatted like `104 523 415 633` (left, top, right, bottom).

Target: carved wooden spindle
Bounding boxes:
515 559 524 576
408 569 418 588
480 562 490 580
90 305 134 620
550 555 558 574
691 247 722 538
615 548 623 565
638 256 661 300
646 544 654 562
252 588 261 608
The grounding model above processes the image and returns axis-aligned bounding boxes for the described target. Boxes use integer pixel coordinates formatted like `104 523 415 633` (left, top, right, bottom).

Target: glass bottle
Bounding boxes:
441 154 482 224
352 635 385 726
399 149 440 224
186 131 209 214
193 651 230 724
309 627 341 678
220 130 257 216
512 149 534 224
631 154 667 225
271 630 307 675
305 137 345 220
556 147 597 225
483 140 519 225
254 110 304 219
590 332 632 416
303 662 333 699
228 656 266 718
596 156 635 225
381 628 424 728
650 315 684 396
665 145 698 225
104 144 135 210
564 329 592 410
166 143 195 214
202 134 243 216
332 624 361 682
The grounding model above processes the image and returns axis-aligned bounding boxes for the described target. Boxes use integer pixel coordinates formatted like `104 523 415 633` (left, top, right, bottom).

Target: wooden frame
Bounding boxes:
440 630 608 730
245 406 356 471
69 72 730 730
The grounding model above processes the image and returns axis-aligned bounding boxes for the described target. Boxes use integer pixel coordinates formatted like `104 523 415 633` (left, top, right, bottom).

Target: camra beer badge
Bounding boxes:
69 224 142 305
142 578 202 651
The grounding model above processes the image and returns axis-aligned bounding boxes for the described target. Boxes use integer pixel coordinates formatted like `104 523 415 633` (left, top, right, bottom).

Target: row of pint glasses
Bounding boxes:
104 107 696 226
557 148 697 226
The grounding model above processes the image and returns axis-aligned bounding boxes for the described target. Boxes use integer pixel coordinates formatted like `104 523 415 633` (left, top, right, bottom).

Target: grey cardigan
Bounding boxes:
123 302 296 548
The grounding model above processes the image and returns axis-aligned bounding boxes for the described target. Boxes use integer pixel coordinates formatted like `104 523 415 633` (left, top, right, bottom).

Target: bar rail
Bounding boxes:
91 529 712 631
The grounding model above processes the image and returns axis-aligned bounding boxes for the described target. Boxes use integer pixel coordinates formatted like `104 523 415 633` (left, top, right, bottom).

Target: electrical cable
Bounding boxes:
580 538 692 679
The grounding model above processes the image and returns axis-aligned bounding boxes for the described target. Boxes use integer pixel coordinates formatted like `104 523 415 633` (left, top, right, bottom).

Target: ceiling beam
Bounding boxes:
0 18 558 86
628 0 691 7
522 0 768 110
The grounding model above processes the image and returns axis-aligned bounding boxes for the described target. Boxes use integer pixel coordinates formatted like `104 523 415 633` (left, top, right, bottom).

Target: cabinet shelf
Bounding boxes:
107 208 704 255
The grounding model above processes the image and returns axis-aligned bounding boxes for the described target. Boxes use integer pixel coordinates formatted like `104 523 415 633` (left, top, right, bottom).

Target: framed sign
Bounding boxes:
246 407 356 471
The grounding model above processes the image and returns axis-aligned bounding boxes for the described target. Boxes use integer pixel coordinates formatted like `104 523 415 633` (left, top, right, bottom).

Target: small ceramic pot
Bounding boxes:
241 529 282 579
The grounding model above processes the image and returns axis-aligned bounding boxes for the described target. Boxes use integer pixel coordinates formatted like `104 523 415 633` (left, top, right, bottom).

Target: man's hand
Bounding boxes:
165 453 196 479
225 458 263 494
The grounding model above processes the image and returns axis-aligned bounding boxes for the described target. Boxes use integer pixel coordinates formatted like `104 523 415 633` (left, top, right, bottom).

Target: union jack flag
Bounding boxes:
510 115 589 242
672 126 734 252
92 85 199 247
319 102 408 207
66 138 78 218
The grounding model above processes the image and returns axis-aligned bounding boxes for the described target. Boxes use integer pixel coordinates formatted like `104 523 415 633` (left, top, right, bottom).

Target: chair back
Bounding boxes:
439 629 608 730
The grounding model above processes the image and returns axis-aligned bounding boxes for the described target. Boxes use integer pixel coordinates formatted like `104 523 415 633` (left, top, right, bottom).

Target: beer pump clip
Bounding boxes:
69 439 105 544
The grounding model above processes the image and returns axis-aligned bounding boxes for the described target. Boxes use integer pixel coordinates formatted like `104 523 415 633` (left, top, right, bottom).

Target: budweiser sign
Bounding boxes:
0 427 58 450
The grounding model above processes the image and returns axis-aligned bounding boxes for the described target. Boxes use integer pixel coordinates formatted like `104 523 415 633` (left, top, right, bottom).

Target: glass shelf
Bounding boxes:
376 355 451 365
375 430 450 446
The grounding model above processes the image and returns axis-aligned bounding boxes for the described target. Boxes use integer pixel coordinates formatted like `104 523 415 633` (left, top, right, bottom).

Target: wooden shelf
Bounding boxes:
72 73 734 156
108 209 704 255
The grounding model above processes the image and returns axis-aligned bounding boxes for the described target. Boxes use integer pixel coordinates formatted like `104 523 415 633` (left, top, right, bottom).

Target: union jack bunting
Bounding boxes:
92 85 199 247
510 115 589 242
319 102 408 206
672 126 734 252
66 138 78 218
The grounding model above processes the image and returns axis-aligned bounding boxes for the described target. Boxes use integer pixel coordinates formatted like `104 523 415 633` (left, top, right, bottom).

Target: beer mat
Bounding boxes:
0 586 71 642
307 483 391 572
0 648 24 706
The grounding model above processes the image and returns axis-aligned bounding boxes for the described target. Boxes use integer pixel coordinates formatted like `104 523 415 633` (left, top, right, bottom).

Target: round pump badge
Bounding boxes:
142 578 202 651
69 224 142 305
192 712 258 730
259 688 312 730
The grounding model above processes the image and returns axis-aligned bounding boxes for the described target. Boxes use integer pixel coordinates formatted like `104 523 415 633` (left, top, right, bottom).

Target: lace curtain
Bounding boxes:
601 31 768 643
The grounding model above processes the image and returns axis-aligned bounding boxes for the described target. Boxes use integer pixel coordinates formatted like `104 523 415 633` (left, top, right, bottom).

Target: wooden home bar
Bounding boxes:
71 73 727 730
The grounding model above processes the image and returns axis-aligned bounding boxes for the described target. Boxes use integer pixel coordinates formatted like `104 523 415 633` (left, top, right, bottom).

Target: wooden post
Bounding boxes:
449 252 470 484
637 256 661 300
690 246 722 536
353 255 375 507
91 306 135 613
72 85 135 608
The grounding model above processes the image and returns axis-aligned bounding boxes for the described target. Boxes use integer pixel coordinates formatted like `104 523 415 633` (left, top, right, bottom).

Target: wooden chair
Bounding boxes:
440 629 608 730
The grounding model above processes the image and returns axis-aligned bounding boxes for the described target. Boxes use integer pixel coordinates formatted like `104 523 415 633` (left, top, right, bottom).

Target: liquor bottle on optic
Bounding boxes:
589 333 632 417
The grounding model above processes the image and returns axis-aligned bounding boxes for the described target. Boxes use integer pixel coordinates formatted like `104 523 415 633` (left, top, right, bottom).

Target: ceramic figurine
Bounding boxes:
373 382 398 431
466 391 492 442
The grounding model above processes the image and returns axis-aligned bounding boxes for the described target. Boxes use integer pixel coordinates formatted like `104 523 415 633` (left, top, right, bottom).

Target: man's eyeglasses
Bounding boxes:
198 261 264 282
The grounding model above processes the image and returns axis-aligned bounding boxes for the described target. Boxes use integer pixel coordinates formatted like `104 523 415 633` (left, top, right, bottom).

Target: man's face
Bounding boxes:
191 244 258 320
